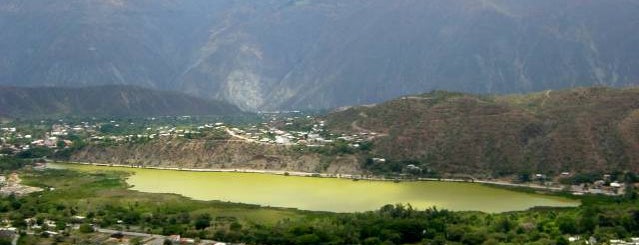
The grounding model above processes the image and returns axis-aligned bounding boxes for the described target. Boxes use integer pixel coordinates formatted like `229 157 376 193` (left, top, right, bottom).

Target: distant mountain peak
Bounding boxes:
1 0 637 110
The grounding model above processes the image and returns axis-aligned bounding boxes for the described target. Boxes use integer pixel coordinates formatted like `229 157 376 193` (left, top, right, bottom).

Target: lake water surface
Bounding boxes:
51 163 579 213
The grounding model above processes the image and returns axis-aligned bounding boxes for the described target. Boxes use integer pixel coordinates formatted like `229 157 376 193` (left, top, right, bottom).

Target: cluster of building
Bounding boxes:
0 123 91 152
1 214 235 245
97 230 230 245
2 114 382 155
1 127 31 152
145 126 202 139
227 116 377 149
610 238 639 245
1 120 213 152
568 236 639 245
567 174 631 196
523 172 632 196
226 121 335 146
91 127 204 142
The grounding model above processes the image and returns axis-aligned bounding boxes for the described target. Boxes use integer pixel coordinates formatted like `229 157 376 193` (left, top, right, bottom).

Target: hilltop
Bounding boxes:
0 85 243 119
327 87 639 177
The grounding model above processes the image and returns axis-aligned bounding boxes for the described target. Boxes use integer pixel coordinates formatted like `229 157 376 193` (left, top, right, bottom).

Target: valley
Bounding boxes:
1 87 638 244
3 87 638 192
2 1 639 243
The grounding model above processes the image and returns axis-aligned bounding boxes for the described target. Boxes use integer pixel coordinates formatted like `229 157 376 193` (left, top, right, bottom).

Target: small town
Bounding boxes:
0 113 377 152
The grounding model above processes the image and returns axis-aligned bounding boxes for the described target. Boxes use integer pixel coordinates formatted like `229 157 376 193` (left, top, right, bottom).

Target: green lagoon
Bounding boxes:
50 163 579 213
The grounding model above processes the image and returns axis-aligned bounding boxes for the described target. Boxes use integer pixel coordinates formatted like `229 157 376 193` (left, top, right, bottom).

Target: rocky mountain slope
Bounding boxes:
0 85 242 118
327 87 639 177
70 139 361 175
1 0 638 110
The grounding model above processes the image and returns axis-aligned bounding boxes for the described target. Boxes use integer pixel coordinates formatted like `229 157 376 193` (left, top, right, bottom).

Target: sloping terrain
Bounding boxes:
1 0 638 110
327 87 639 176
70 139 361 175
0 85 242 118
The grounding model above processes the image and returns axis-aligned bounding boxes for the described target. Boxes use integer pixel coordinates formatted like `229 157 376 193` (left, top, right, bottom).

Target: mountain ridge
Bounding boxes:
0 85 243 118
1 0 638 110
326 86 639 176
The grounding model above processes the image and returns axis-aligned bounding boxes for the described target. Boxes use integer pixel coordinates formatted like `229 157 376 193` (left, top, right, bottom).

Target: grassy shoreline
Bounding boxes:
47 161 580 213
21 168 323 225
5 166 636 244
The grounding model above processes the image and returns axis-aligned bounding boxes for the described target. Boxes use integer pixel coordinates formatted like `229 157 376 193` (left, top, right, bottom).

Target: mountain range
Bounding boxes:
1 0 638 110
0 85 241 118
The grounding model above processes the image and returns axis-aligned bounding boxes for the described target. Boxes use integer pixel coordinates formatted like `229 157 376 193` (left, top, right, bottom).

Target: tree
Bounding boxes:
0 156 27 171
518 172 531 183
295 234 321 245
363 237 382 245
176 212 190 224
493 217 514 233
79 224 94 233
359 141 374 151
579 208 598 234
194 214 211 230
11 216 26 229
556 236 569 245
624 184 637 200
461 231 486 245
230 222 242 231
556 215 578 234
56 220 67 231
446 225 465 242
16 147 52 159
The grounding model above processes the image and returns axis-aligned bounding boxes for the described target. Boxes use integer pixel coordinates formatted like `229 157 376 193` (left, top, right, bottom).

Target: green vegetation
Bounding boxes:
2 168 317 244
295 140 359 156
239 200 638 245
0 167 635 244
363 158 439 178
78 224 94 233
15 147 52 159
0 156 29 171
